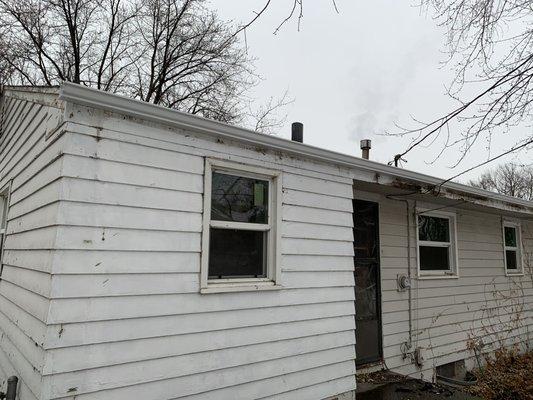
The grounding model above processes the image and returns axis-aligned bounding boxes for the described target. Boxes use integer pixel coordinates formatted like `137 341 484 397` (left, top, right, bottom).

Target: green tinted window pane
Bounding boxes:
211 172 268 223
418 216 450 242
504 226 517 247
506 250 517 270
419 246 450 271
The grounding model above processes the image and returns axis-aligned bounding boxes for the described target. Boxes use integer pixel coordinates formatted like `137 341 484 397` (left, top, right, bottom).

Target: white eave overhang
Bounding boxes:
58 82 533 217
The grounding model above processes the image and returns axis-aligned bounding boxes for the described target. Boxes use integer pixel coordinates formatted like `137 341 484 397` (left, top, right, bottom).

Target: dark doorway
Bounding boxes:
353 199 382 365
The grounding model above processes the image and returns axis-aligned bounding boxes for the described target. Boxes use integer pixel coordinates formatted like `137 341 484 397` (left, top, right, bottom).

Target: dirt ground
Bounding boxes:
356 350 533 400
357 379 482 400
356 371 482 400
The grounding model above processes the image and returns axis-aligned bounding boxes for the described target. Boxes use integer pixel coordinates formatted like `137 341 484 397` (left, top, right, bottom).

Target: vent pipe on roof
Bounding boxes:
291 122 303 143
360 139 371 159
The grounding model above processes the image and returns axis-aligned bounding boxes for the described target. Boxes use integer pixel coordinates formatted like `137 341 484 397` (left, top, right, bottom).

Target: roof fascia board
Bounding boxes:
58 82 533 211
3 86 62 108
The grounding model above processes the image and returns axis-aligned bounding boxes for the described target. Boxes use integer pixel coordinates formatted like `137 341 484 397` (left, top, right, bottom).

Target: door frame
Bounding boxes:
353 195 384 366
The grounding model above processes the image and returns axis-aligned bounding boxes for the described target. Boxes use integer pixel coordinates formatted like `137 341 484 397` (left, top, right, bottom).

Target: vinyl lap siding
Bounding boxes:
5 89 529 399
374 196 533 380
40 106 356 399
0 92 64 400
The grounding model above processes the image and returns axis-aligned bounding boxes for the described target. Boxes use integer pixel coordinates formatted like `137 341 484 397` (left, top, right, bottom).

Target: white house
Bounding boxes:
0 83 531 400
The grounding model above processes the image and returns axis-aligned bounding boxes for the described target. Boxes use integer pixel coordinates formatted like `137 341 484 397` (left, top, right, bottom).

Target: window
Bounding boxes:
503 222 522 275
200 159 282 293
0 186 9 268
417 211 458 277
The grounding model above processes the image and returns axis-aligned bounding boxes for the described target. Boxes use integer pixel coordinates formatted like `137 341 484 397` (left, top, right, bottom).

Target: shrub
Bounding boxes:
468 348 532 400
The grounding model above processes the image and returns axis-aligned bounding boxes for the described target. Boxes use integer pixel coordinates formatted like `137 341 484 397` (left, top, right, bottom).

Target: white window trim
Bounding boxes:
416 209 459 279
0 181 12 276
200 158 282 294
502 220 524 276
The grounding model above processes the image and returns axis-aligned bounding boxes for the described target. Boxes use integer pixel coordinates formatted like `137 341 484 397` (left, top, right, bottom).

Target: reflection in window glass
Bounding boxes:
418 215 450 242
353 201 379 260
504 226 517 247
211 172 268 224
208 228 266 278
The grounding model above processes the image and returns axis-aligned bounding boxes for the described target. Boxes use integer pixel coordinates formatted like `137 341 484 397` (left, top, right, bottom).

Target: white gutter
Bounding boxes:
58 82 533 212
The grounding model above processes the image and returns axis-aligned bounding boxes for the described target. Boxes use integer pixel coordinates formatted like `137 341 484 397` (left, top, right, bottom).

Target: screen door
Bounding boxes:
353 199 382 365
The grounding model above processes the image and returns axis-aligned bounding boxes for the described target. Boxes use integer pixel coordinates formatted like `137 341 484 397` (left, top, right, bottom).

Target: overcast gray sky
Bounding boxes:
211 0 530 183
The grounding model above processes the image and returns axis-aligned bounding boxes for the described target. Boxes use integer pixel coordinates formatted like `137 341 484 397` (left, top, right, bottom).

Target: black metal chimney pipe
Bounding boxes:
291 122 303 143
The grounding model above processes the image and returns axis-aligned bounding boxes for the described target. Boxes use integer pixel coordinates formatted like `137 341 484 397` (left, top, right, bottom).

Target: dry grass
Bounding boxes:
468 349 533 400
357 370 407 384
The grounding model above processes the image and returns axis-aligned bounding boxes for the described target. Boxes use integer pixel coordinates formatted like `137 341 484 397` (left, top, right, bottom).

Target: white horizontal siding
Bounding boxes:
61 177 203 212
47 287 354 324
0 344 39 400
45 316 355 374
5 90 530 399
46 332 355 398
41 110 357 400
0 92 64 399
44 301 354 349
50 350 355 400
371 194 533 380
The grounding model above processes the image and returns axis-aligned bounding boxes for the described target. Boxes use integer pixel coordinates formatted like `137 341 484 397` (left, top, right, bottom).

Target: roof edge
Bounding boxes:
2 85 62 109
2 85 60 95
58 82 533 212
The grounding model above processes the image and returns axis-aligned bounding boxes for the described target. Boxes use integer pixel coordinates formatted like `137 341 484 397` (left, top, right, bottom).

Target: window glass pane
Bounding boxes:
504 226 517 247
353 200 379 260
506 250 517 270
0 196 7 229
211 172 268 224
419 246 450 271
418 215 450 242
208 228 266 278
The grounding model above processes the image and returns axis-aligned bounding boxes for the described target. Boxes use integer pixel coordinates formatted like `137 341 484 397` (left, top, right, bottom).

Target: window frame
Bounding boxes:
0 182 12 276
416 209 459 279
502 220 523 276
200 158 282 294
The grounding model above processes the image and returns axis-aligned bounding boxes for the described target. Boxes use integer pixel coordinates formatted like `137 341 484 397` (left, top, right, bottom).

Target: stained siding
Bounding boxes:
39 104 357 399
3 87 531 399
364 193 533 380
0 91 64 400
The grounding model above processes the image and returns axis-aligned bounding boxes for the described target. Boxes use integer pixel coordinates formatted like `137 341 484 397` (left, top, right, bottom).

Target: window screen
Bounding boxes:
208 229 267 278
419 246 449 271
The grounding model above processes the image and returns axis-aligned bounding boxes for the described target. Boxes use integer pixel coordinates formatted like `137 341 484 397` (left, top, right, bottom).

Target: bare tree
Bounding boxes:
246 89 293 134
392 1 533 167
0 0 288 128
0 0 139 89
469 163 533 200
130 0 259 123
